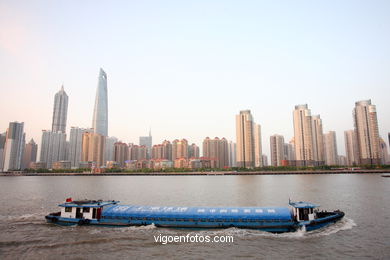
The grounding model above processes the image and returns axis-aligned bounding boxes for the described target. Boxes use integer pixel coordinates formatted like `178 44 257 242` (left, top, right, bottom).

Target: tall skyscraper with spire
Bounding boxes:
52 86 68 133
92 68 108 137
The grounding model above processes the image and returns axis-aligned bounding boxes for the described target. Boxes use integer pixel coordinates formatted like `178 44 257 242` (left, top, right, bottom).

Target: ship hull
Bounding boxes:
45 211 344 233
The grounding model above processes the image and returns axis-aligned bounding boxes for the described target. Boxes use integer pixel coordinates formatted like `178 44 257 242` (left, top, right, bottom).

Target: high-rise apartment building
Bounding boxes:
202 137 229 168
2 122 25 171
344 130 359 166
128 144 147 161
270 134 285 166
92 68 108 137
324 131 338 165
104 136 118 164
228 141 236 167
188 143 200 158
69 127 91 168
284 143 295 161
379 138 389 165
254 123 263 167
22 139 37 169
51 86 68 133
236 110 262 168
39 130 67 168
262 155 268 167
114 142 129 167
152 140 172 160
81 131 106 167
293 104 324 166
353 100 381 165
0 133 6 170
172 139 188 160
312 115 325 164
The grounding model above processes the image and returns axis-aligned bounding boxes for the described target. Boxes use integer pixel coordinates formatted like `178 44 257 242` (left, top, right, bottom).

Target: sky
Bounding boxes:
1 0 389 158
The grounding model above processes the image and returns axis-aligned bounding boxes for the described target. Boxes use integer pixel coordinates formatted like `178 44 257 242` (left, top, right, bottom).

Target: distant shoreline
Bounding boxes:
0 169 388 176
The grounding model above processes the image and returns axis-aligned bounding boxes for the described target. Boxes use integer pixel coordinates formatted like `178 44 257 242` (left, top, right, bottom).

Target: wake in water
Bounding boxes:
184 217 357 239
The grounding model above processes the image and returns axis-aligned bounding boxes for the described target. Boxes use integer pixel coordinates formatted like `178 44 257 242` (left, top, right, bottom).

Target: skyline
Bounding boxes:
1 1 390 157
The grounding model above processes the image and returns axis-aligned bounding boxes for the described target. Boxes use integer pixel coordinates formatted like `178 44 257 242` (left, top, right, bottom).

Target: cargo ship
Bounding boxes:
45 198 344 233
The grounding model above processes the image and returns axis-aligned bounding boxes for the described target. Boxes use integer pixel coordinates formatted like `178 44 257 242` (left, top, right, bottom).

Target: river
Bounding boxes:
0 174 389 259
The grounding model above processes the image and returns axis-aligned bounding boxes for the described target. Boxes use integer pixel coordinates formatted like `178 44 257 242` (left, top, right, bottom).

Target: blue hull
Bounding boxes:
45 211 344 233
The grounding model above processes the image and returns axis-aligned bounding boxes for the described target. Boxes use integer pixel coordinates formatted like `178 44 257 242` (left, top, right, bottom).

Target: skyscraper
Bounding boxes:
379 138 389 165
188 143 200 158
114 142 129 167
52 86 68 133
228 141 236 167
312 115 325 164
324 131 338 165
172 139 188 160
202 137 229 168
139 130 152 159
344 130 359 166
2 122 25 171
104 136 118 164
81 131 106 167
270 134 285 166
236 110 259 168
0 133 6 170
39 130 67 169
353 100 381 165
22 139 37 169
254 123 263 167
69 127 91 168
92 68 108 137
293 104 315 166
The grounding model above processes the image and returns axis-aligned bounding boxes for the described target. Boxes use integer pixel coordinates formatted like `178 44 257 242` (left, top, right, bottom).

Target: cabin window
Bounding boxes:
83 208 90 213
92 208 97 218
65 207 72 212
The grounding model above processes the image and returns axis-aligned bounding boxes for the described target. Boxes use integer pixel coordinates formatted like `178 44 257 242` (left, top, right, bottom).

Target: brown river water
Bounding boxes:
0 174 389 259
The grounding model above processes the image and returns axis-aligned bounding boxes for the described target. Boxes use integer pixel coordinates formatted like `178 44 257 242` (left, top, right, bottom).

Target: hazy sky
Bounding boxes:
1 0 389 158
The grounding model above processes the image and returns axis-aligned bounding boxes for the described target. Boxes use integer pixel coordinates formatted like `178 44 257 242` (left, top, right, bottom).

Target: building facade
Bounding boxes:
139 130 152 159
188 143 200 158
344 130 359 166
202 137 229 168
270 134 285 166
2 122 25 171
353 100 381 165
69 127 91 168
81 132 106 167
323 131 338 166
312 115 325 164
236 110 262 168
22 139 37 169
0 133 6 170
228 141 236 167
92 68 108 137
51 86 68 133
39 130 67 169
114 142 129 167
172 139 188 160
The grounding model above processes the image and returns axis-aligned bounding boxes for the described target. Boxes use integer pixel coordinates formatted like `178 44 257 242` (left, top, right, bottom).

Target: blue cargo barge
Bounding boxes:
45 199 344 233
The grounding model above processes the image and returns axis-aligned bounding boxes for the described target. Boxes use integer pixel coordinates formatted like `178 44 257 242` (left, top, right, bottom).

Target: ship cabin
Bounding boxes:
289 201 319 222
58 199 118 221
